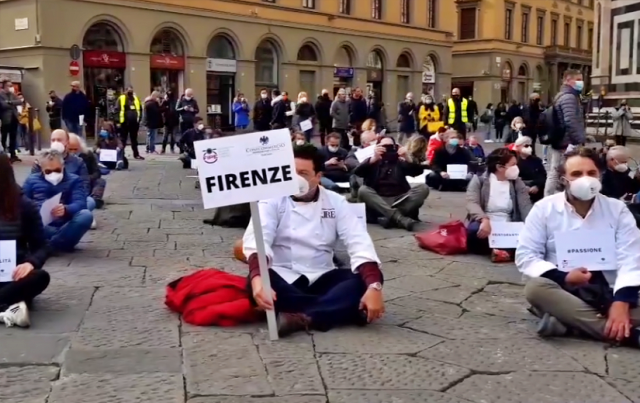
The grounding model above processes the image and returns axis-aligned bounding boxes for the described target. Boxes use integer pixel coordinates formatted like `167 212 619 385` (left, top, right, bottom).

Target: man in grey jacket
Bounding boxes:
544 69 586 197
0 79 21 161
331 89 350 148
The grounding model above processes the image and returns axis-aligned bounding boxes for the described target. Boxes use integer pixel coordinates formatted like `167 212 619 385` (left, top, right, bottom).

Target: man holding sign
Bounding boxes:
517 148 640 347
242 144 384 337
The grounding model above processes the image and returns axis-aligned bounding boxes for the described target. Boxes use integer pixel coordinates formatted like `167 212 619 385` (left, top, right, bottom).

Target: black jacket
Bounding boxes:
253 99 272 129
601 169 640 200
315 95 332 124
271 99 287 127
180 128 205 154
78 152 101 182
176 97 200 125
161 96 179 128
46 96 63 121
349 97 368 125
522 103 543 140
354 158 424 197
144 99 164 130
431 146 472 174
0 192 50 271
295 102 315 121
318 146 350 182
517 155 546 202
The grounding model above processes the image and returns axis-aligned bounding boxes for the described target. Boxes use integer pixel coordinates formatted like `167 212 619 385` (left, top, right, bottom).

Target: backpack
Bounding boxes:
538 93 568 149
480 110 492 124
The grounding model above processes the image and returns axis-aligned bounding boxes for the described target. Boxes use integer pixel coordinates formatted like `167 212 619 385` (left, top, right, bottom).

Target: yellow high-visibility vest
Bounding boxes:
447 98 469 124
118 94 141 123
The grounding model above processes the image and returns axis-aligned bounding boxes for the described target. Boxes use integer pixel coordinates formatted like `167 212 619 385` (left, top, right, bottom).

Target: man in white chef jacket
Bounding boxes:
516 147 640 347
242 143 384 337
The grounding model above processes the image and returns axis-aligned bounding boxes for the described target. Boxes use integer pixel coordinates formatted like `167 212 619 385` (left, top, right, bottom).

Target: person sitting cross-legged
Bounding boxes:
601 146 640 202
466 148 532 262
23 150 93 252
427 130 474 191
355 135 429 231
69 133 106 215
318 132 350 192
345 130 378 201
96 121 127 171
517 147 640 345
242 144 384 337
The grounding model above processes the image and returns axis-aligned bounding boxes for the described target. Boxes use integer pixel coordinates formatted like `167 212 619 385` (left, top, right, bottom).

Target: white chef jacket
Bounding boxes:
515 192 640 293
242 186 380 284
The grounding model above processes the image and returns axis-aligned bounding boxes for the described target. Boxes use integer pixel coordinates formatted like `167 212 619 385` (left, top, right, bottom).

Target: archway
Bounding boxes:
82 21 128 133
516 64 528 103
396 53 412 69
501 61 513 103
255 39 279 95
297 43 319 99
422 55 437 97
534 64 545 96
333 45 355 95
207 34 238 131
150 28 186 96
396 53 413 103
366 49 385 99
297 44 318 62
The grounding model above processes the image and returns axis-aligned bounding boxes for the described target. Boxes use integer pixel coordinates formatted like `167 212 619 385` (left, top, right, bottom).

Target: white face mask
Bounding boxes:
50 141 66 153
197 124 205 131
515 123 524 130
520 145 532 156
261 93 267 99
45 172 63 186
300 97 307 103
294 174 310 197
505 165 520 180
184 96 192 101
614 163 629 173
567 176 602 201
328 146 339 153
295 140 305 146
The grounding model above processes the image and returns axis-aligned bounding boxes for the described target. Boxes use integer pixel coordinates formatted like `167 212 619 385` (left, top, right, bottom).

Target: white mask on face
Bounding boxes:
184 96 192 101
520 145 532 156
614 163 629 173
294 174 310 197
45 172 63 186
197 124 205 131
50 141 66 153
261 93 267 99
328 146 339 153
295 139 305 146
505 165 520 180
515 123 524 130
568 176 602 201
300 97 307 103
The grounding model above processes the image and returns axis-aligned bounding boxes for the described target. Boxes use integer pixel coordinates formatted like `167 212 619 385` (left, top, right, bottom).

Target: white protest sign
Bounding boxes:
191 159 198 170
347 203 367 229
16 106 23 114
406 170 431 185
79 115 85 126
194 129 298 341
0 240 16 282
39 193 62 226
489 221 524 249
446 164 468 180
355 145 375 162
555 228 617 272
99 149 118 162
300 119 313 132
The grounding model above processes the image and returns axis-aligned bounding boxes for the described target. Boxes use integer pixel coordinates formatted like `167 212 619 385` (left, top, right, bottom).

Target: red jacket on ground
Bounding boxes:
165 269 261 326
426 134 444 164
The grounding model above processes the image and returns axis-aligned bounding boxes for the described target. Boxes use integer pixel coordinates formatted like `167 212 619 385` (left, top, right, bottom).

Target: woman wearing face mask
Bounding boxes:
232 93 250 131
493 102 508 142
514 136 546 203
505 117 525 146
601 146 640 204
426 131 473 192
291 131 307 146
96 122 126 170
294 92 316 142
612 100 633 147
466 148 532 261
418 95 442 138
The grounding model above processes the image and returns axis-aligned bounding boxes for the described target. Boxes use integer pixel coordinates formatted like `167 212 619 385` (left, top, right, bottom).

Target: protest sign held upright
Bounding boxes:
194 128 299 340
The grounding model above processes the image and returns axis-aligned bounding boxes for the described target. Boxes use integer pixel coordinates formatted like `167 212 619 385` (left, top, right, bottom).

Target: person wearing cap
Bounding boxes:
513 136 546 204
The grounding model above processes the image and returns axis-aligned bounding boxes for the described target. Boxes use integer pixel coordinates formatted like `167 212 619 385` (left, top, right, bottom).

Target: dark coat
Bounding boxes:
61 91 89 123
144 99 164 130
315 95 332 125
397 101 416 133
252 99 273 130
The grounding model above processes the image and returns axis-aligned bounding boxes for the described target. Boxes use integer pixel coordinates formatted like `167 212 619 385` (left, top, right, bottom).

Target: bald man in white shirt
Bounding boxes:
517 147 640 346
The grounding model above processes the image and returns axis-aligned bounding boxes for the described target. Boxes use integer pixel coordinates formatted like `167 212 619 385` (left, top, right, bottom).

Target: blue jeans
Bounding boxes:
303 128 313 142
64 120 83 137
235 125 247 131
86 196 96 211
320 177 340 191
147 128 158 152
45 209 93 252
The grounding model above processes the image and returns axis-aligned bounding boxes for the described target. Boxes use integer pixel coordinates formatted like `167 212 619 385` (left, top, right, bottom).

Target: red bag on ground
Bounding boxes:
415 220 467 255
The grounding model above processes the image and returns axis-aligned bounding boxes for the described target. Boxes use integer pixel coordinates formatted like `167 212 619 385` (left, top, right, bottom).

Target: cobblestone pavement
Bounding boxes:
4 151 640 403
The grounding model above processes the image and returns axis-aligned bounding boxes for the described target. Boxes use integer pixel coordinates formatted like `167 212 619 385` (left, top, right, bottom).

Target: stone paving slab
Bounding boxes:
4 159 640 402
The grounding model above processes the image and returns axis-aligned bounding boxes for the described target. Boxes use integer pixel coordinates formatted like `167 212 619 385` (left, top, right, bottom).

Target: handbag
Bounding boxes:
427 121 444 133
415 220 467 255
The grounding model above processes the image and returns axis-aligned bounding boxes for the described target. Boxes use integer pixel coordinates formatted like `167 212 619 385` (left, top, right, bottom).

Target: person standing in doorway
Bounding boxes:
115 86 144 160
61 81 89 137
443 88 469 140
160 90 179 154
0 79 21 162
46 90 63 131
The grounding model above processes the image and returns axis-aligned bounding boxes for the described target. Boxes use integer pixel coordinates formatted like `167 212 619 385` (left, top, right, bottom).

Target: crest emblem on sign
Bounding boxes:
259 136 269 145
101 53 110 63
202 148 218 164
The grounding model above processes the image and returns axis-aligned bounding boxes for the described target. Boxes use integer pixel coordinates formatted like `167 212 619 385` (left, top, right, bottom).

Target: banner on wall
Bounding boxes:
422 56 436 84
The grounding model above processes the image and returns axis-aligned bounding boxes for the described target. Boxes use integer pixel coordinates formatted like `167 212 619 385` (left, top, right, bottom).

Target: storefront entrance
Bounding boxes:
149 29 186 96
206 35 237 131
333 46 355 96
366 50 384 100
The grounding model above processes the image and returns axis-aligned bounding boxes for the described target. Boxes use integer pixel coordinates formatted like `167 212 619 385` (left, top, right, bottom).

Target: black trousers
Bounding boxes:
180 121 194 136
1 119 17 157
49 118 62 131
615 135 627 146
119 121 140 157
162 125 178 151
333 128 349 149
0 269 50 311
319 121 332 145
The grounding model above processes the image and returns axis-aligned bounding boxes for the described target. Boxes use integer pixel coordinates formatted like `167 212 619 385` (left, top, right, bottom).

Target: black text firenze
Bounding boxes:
205 165 293 193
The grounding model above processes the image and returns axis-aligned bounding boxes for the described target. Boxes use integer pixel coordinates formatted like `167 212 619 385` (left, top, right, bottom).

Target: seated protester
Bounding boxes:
291 131 307 146
96 121 126 171
601 146 640 202
465 135 486 163
23 150 93 252
319 132 350 191
242 144 384 337
504 116 525 146
178 117 206 169
513 136 546 204
517 147 640 343
426 126 446 165
466 148 532 262
355 136 429 230
69 133 105 214
599 139 617 170
346 130 377 201
404 135 428 165
362 118 377 134
426 130 473 192
0 153 51 328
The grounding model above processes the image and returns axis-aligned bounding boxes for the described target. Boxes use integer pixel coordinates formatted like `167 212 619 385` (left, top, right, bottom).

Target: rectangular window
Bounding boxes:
303 0 315 9
401 0 411 24
372 0 382 20
522 12 529 43
339 0 351 15
587 26 593 50
564 22 570 46
459 7 477 40
576 25 583 49
536 15 544 45
505 8 513 40
428 0 437 28
551 18 558 45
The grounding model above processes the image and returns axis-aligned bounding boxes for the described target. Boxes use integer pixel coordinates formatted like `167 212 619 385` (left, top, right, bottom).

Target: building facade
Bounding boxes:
447 0 594 108
0 0 453 134
592 0 640 106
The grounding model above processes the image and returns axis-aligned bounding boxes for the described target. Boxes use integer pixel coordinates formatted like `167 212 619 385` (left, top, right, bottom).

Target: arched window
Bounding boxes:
367 51 383 70
396 53 412 68
255 40 279 87
83 22 124 52
335 46 353 67
207 35 235 59
150 29 184 55
297 44 318 62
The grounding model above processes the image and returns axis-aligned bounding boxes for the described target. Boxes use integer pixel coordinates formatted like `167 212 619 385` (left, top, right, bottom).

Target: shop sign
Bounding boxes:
206 58 236 73
422 56 436 84
83 50 127 69
0 69 22 83
366 69 382 82
333 67 354 78
150 54 185 70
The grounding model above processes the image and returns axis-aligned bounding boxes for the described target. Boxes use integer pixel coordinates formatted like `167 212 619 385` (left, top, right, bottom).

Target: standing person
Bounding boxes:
252 89 272 132
160 90 179 154
543 69 587 197
479 103 494 139
176 88 199 136
612 100 633 147
46 90 63 131
144 91 163 154
397 92 416 144
295 92 316 142
16 93 30 154
418 95 441 138
506 100 522 125
115 86 144 160
349 88 368 147
443 88 469 140
522 93 543 154
270 89 287 129
0 79 21 162
468 96 479 132
232 93 250 131
282 91 295 129
61 81 89 137
494 102 508 141
330 89 350 149
315 89 332 145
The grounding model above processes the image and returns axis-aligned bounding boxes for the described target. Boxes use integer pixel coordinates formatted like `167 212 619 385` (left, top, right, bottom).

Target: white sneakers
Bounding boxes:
0 302 30 328
91 218 97 230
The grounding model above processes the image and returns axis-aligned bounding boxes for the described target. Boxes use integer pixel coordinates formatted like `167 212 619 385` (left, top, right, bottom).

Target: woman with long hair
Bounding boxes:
0 152 51 327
